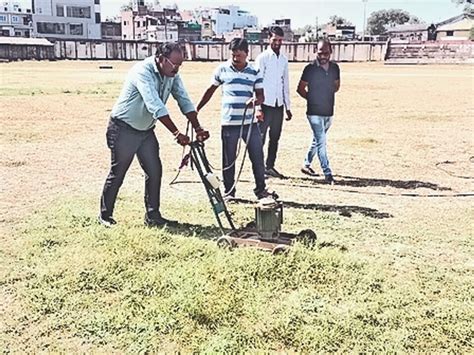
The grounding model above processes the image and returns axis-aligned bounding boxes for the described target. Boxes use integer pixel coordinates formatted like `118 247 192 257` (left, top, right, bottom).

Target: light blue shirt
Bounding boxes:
111 56 195 131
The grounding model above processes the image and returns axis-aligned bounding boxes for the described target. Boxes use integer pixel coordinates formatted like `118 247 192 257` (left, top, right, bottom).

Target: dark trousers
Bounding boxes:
100 119 162 219
259 104 284 169
221 123 266 197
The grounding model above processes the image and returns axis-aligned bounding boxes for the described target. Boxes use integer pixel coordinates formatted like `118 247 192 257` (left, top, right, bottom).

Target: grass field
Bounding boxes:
1 60 473 352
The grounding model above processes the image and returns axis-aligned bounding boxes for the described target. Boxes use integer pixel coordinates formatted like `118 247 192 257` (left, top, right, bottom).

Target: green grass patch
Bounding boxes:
2 195 472 352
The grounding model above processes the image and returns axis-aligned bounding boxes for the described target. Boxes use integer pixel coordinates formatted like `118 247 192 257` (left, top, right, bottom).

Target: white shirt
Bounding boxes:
254 48 291 110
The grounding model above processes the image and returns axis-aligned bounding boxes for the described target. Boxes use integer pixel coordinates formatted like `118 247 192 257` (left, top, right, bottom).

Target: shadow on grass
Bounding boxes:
231 198 393 219
166 221 222 241
283 175 451 191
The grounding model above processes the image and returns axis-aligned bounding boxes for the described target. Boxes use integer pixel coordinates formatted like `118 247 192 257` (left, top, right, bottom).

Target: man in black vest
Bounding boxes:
297 39 340 184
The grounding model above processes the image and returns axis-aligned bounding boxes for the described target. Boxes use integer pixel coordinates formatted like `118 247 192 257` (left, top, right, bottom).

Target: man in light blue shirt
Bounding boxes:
99 42 209 228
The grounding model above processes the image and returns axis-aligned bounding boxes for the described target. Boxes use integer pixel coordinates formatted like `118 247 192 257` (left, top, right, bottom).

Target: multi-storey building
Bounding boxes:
208 5 257 36
0 1 33 37
121 0 181 41
32 0 101 39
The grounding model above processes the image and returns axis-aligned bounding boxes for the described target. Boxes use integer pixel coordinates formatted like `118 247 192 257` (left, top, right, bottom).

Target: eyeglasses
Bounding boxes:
164 56 182 70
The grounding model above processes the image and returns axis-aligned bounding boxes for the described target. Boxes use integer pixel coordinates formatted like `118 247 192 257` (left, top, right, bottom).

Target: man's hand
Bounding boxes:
285 110 293 121
245 98 255 108
195 127 210 142
256 108 264 122
176 133 190 146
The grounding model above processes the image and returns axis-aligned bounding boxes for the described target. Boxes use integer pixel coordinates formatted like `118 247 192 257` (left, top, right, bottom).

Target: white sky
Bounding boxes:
20 0 465 30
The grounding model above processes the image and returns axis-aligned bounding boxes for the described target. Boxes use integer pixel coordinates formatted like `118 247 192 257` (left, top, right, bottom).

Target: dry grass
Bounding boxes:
0 60 473 352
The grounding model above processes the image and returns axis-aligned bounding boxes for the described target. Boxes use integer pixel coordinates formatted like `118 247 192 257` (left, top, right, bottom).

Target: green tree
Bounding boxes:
367 9 420 35
328 15 353 26
452 0 473 15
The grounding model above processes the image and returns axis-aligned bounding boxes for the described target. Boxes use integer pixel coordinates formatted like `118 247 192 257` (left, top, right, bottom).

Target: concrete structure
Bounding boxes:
385 41 474 64
208 5 257 36
146 22 178 42
386 23 429 42
121 2 181 41
436 14 473 41
101 21 121 40
32 0 101 39
0 1 33 37
177 21 201 42
0 36 54 60
322 24 356 41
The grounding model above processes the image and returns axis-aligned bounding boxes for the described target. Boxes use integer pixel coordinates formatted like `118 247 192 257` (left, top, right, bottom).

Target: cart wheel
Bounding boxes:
297 229 317 246
272 244 288 255
217 236 235 249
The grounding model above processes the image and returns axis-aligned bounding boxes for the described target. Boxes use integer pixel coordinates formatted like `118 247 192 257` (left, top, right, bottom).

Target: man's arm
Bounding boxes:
135 69 189 145
196 85 218 112
283 60 292 120
255 88 264 106
334 79 341 93
297 80 308 99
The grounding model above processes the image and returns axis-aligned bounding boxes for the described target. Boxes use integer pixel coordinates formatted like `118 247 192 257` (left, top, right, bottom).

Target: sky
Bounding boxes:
21 0 465 30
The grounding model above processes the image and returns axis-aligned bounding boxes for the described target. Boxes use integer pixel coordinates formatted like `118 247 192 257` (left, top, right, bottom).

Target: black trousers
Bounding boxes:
221 123 266 197
259 104 284 169
100 119 162 219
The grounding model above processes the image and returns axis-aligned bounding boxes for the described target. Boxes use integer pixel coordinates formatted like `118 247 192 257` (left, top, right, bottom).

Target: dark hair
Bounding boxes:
269 26 284 38
155 42 182 57
318 38 332 52
229 38 248 53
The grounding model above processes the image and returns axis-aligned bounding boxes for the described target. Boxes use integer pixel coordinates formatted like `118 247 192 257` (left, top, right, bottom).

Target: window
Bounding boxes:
15 31 21 36
137 21 140 27
69 23 83 35
142 21 145 27
94 0 100 4
56 5 64 17
37 22 65 34
66 6 91 18
0 15 7 23
123 21 127 25
11 16 21 23
447 30 454 36
123 34 127 38
95 13 100 23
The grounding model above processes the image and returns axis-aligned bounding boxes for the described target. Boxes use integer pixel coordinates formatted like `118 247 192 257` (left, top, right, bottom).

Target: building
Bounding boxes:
386 23 428 42
101 20 121 40
121 1 181 41
146 22 178 42
0 1 33 37
32 0 101 39
208 5 257 36
322 24 356 41
436 14 473 41
177 21 201 42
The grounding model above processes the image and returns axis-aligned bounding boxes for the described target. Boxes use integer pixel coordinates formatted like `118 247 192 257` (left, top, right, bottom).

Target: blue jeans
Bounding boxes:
304 115 333 176
221 123 266 197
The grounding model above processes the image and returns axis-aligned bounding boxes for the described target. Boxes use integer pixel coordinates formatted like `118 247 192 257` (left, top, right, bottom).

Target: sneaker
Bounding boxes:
256 189 279 200
301 166 318 177
265 167 285 179
144 214 178 227
324 174 335 185
223 193 236 203
98 215 117 228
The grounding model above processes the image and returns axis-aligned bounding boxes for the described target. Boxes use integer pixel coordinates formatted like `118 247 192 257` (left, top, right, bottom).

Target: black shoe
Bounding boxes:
144 215 178 227
265 167 285 179
325 174 335 185
301 166 318 177
98 215 117 228
256 189 279 200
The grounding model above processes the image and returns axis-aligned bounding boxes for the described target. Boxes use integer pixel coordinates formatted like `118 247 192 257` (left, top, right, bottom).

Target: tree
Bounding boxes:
367 9 420 35
328 15 353 26
120 1 133 11
452 0 473 15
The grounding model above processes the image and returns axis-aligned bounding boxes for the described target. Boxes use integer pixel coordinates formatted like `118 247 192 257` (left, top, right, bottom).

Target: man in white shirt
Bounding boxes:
254 26 292 179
